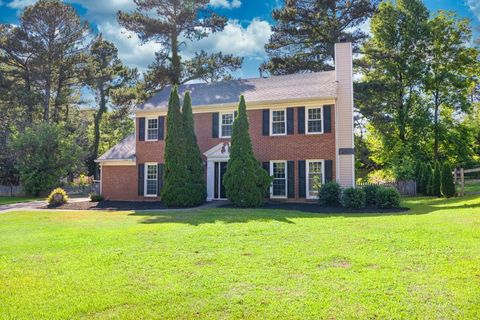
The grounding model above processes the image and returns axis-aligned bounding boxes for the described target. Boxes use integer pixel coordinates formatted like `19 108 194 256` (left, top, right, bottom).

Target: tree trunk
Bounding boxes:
52 68 65 124
92 85 106 179
171 31 181 85
43 64 52 122
433 91 440 161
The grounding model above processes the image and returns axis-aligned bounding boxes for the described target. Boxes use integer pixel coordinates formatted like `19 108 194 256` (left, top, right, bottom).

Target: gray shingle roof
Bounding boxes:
137 71 337 111
97 134 135 161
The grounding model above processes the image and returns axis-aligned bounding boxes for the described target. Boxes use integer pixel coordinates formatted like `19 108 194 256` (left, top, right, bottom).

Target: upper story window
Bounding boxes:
306 107 323 134
146 118 158 141
220 112 234 138
270 109 286 135
145 163 158 196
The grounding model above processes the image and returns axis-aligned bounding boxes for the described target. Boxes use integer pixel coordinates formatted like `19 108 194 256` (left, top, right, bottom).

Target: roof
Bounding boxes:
137 71 337 111
97 134 135 162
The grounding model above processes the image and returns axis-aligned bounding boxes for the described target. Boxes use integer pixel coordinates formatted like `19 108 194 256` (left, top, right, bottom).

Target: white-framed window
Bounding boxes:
146 118 158 141
145 163 158 197
220 112 235 138
270 109 286 136
270 160 287 198
306 160 325 199
306 106 323 134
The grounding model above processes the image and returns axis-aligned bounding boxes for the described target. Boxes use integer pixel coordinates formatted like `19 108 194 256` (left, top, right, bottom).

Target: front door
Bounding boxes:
214 161 228 199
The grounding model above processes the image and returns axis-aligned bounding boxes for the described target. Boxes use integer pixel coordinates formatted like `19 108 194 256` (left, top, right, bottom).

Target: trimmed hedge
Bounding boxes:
341 187 366 209
375 187 400 209
90 194 104 202
318 182 341 206
363 185 380 206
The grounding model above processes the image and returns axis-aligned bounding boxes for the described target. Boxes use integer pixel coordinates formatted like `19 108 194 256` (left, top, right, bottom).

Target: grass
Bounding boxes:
1 196 479 319
464 181 480 194
0 196 38 205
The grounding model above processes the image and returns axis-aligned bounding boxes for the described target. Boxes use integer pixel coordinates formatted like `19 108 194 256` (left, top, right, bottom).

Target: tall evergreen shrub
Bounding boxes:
423 163 432 195
182 92 206 205
223 96 271 207
432 161 442 197
161 87 191 207
441 163 456 198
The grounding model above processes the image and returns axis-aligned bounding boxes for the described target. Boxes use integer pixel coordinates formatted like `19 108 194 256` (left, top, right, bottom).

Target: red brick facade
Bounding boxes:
102 106 336 201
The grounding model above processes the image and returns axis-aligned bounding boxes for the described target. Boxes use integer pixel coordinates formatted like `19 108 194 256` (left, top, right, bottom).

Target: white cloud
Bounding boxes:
209 0 241 9
6 0 36 8
183 19 272 58
467 0 480 21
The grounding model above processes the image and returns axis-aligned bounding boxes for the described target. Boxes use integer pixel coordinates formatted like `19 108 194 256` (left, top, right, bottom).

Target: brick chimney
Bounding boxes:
334 42 355 187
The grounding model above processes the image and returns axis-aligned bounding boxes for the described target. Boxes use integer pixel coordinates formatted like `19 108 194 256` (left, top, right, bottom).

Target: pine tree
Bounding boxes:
432 161 442 197
182 91 206 205
161 87 191 207
223 96 271 207
416 162 424 193
441 163 456 198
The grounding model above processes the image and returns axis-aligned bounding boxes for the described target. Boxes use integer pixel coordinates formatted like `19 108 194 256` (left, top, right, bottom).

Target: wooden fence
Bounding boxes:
454 167 480 196
357 180 417 197
0 183 100 197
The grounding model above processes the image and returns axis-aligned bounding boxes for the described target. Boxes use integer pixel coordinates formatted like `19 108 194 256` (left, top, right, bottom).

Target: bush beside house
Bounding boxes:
341 187 366 209
223 96 271 207
318 182 341 206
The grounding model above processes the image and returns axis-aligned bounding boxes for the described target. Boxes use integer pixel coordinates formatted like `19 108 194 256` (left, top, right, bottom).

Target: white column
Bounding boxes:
206 160 215 201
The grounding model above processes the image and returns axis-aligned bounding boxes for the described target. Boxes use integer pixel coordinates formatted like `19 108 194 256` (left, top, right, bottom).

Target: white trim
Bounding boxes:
144 162 158 197
214 161 228 200
145 117 159 141
306 159 325 200
95 159 136 166
270 160 288 199
270 109 287 136
219 111 235 138
305 106 324 135
99 164 103 195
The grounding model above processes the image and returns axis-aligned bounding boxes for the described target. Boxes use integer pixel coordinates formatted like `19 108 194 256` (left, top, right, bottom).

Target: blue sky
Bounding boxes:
1 0 479 79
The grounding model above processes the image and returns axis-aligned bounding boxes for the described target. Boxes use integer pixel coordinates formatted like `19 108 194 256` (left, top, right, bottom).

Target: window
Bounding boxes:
307 160 324 199
270 109 286 135
306 107 323 134
271 161 287 198
145 163 158 196
146 118 158 141
220 112 234 138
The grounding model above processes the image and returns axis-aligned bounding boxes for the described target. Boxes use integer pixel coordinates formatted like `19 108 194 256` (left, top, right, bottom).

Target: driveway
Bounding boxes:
0 197 90 213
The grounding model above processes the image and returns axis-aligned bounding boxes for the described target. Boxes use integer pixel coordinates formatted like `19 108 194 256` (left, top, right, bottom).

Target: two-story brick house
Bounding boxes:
96 42 355 202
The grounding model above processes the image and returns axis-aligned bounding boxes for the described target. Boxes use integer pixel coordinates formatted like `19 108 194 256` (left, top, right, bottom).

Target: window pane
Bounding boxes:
272 162 286 196
146 165 158 195
146 180 157 195
308 161 323 197
147 165 157 180
307 108 322 133
271 110 286 135
147 119 158 140
221 113 234 137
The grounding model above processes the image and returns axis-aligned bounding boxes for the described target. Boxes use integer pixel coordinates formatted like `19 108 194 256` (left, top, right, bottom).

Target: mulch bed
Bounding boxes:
219 201 409 214
43 200 168 211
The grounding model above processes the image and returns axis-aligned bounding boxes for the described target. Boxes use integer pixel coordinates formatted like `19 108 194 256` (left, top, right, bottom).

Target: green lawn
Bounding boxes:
1 196 479 319
464 182 480 194
0 196 38 205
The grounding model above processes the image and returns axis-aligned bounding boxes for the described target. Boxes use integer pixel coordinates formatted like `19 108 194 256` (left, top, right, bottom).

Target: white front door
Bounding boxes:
204 143 230 201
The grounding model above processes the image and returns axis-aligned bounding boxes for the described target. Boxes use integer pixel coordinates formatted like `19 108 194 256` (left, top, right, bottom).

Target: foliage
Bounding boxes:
182 92 206 205
375 187 401 209
223 96 271 207
421 163 432 195
117 0 242 94
432 162 442 197
89 194 104 202
47 188 68 206
441 163 456 198
341 187 366 209
318 182 342 206
161 87 191 207
363 185 380 206
9 123 84 196
262 0 378 75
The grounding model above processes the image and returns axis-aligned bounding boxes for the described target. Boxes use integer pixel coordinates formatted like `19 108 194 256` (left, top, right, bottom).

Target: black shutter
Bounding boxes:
287 108 294 135
157 163 164 196
324 105 332 133
262 109 269 136
298 160 306 198
287 161 295 198
325 160 333 182
262 161 270 173
138 117 145 141
158 116 165 140
138 163 144 196
297 107 305 134
212 112 219 138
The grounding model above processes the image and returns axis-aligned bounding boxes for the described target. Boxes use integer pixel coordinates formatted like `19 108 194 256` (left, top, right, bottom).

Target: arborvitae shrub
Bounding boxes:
318 182 341 206
182 92 206 205
441 163 456 198
161 87 192 207
223 96 271 207
432 161 442 197
375 187 401 208
363 184 380 206
341 187 366 209
421 163 432 195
